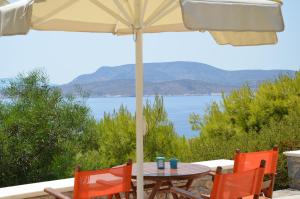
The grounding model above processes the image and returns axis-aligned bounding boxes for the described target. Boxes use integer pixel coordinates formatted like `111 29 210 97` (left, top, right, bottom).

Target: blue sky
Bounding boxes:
0 1 299 84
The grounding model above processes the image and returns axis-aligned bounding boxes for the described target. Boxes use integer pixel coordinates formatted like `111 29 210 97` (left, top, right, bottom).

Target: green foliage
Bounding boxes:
144 96 184 161
195 73 300 138
0 71 190 187
189 72 300 189
1 70 299 191
95 106 136 168
0 71 95 187
76 96 191 170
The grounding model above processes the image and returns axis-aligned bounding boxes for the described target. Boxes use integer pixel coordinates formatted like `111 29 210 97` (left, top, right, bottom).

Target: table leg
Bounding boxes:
178 179 194 199
166 181 179 199
167 179 194 199
148 180 163 199
131 181 137 199
185 179 194 190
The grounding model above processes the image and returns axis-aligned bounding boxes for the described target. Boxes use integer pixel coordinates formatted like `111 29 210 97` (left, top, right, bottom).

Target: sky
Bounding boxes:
0 1 299 84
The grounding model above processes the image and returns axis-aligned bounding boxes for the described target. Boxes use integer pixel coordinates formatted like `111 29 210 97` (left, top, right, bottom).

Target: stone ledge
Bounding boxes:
0 178 73 199
284 150 300 190
283 150 300 158
192 159 234 171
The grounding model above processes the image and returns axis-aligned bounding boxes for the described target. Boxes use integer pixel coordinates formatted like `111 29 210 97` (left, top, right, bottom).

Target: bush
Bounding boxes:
1 70 299 190
189 72 300 189
0 71 190 186
0 71 96 187
76 96 191 170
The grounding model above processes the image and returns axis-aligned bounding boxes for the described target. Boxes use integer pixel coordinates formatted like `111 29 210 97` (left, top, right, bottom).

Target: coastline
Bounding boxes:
81 93 224 98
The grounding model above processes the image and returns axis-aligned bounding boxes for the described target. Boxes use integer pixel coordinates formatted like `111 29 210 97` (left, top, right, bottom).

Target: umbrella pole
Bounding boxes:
135 28 144 199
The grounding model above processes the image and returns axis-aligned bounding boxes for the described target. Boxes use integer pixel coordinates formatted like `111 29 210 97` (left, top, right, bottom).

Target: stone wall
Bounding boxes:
287 156 300 190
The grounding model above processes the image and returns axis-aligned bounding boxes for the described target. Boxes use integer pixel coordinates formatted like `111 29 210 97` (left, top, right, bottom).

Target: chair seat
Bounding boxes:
96 173 123 186
201 194 269 199
243 196 269 199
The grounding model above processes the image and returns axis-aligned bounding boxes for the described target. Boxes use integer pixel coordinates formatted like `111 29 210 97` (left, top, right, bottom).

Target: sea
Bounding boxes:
86 95 222 138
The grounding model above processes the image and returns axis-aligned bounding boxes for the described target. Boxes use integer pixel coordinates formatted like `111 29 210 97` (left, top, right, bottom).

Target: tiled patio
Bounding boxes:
273 189 300 199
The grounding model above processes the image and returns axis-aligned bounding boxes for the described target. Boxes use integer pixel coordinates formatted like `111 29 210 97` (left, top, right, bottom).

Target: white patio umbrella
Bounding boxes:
0 0 284 198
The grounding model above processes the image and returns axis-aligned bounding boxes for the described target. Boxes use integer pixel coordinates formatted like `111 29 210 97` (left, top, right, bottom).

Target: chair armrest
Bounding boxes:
170 187 203 199
201 194 211 199
208 171 216 182
44 188 71 199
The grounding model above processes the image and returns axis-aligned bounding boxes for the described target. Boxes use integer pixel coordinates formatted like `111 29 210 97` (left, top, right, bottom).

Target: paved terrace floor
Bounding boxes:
274 189 300 199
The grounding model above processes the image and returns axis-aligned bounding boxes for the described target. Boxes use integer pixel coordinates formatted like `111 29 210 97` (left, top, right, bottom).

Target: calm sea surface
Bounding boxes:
86 95 222 138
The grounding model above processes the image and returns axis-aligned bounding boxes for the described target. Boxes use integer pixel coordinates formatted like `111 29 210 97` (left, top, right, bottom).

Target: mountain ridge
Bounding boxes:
61 61 295 97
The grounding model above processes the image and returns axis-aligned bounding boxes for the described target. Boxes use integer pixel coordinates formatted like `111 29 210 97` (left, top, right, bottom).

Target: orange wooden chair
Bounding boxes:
44 161 132 199
170 160 266 199
234 146 279 198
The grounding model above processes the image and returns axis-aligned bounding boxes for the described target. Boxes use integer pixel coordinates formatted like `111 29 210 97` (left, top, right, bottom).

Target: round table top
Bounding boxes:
132 162 210 181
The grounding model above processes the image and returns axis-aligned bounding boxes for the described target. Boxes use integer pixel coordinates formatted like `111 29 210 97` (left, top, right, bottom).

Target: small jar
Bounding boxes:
156 157 165 169
170 158 178 169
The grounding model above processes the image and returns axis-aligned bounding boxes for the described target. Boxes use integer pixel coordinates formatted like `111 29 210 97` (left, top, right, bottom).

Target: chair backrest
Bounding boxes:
73 161 132 199
233 146 278 175
210 160 266 199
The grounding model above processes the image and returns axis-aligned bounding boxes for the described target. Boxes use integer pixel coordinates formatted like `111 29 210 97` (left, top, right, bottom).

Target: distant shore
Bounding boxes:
74 93 224 98
1 93 224 99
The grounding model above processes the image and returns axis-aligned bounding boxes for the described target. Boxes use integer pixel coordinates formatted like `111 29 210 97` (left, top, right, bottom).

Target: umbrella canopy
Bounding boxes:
1 0 284 45
0 0 33 36
0 0 285 198
30 0 284 45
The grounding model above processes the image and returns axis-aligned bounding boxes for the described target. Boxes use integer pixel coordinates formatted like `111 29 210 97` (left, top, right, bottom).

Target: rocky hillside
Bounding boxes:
60 61 295 96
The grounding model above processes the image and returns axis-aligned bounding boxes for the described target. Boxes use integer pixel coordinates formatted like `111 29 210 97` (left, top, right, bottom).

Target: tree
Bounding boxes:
76 96 191 170
144 96 184 161
0 70 95 187
191 72 300 138
189 72 300 189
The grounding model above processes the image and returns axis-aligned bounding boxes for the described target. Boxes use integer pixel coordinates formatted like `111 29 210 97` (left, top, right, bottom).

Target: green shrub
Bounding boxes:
189 72 300 189
76 96 191 170
0 71 95 187
1 70 299 191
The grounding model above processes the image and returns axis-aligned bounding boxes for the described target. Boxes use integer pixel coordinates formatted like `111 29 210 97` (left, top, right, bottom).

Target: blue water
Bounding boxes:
86 95 222 138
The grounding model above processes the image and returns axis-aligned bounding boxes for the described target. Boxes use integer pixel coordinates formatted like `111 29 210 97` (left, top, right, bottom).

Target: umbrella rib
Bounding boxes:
144 1 179 28
114 21 119 34
134 0 142 27
113 0 134 25
124 0 134 21
89 0 131 27
141 0 148 23
144 0 175 26
32 0 78 25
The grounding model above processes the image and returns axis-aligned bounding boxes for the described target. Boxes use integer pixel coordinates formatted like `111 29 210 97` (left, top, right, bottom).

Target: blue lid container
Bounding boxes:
156 157 165 169
170 158 178 169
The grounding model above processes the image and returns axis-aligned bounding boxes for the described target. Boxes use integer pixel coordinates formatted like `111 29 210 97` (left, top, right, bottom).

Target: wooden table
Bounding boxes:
131 162 210 199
